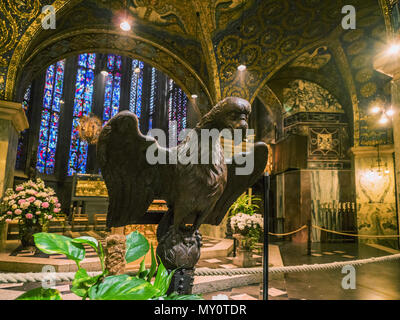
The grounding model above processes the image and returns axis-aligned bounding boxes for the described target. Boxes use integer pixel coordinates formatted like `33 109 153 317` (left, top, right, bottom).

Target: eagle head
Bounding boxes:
196 96 251 142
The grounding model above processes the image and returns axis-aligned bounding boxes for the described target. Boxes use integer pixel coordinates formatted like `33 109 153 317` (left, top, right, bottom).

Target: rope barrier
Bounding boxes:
2 251 400 283
267 224 400 239
3 250 400 283
312 225 400 238
0 268 263 284
269 252 400 274
268 225 307 236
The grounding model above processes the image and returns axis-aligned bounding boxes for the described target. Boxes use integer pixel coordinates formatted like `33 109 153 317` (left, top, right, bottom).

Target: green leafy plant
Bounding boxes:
228 193 261 217
15 231 203 300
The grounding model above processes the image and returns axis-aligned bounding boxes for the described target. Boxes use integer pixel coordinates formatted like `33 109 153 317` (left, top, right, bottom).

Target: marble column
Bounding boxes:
0 100 29 196
351 145 398 248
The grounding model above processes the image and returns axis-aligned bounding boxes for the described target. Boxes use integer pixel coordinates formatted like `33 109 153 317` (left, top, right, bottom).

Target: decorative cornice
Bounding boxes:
0 100 29 133
351 144 394 156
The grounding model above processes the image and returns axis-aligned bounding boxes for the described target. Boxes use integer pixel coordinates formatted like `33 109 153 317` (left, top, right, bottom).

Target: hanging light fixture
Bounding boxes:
379 114 389 124
237 0 246 71
78 113 102 145
120 0 131 31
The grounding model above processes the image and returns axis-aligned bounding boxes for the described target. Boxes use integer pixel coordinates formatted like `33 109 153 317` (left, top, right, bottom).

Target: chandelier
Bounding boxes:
78 113 102 145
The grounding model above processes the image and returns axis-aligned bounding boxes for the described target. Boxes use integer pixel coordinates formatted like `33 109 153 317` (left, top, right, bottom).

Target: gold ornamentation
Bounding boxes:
360 82 377 98
75 180 108 197
347 40 367 56
289 46 331 69
355 68 374 83
78 113 102 145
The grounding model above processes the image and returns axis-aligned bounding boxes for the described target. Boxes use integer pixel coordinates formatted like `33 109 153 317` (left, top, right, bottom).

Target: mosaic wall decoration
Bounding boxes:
67 53 96 176
0 0 394 150
354 151 398 247
289 46 332 70
36 60 66 174
283 80 344 116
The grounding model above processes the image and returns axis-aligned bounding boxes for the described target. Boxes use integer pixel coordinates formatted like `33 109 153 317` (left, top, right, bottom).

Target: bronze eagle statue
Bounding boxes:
97 96 268 269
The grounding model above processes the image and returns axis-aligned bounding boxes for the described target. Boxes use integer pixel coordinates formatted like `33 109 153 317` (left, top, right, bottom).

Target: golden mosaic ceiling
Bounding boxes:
0 0 395 146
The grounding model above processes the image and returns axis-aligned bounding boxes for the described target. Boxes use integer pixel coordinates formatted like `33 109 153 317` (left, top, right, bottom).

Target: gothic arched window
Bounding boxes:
67 53 96 176
168 78 188 143
36 60 66 174
129 59 144 119
102 54 122 124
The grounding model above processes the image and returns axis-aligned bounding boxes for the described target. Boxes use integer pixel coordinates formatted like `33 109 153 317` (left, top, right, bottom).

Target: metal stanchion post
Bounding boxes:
263 172 270 300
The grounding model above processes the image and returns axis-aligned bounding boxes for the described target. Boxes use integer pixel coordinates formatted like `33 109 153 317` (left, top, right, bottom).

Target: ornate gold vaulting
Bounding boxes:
0 0 396 146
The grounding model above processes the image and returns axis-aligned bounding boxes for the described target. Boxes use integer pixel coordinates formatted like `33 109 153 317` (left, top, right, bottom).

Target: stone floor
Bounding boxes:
268 241 400 300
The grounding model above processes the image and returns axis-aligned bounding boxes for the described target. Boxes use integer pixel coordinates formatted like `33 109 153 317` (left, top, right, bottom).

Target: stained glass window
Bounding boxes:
168 78 188 143
102 54 122 124
148 67 157 130
15 85 32 170
129 59 144 119
36 60 66 174
67 53 96 176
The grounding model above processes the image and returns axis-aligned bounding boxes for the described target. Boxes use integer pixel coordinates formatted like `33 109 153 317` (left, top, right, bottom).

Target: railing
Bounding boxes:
311 200 357 242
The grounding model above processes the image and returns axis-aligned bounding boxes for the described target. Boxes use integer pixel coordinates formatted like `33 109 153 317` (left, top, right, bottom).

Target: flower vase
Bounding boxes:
232 233 256 267
233 248 256 268
20 223 42 249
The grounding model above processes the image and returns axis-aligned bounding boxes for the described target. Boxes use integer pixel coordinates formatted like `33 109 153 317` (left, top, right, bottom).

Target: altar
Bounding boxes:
71 174 168 227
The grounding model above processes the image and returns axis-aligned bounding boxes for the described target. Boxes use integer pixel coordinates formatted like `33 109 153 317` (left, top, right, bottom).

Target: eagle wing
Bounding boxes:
97 111 172 228
203 141 268 225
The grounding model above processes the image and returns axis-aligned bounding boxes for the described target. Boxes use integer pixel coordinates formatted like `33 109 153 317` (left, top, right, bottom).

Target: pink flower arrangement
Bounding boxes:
0 179 62 232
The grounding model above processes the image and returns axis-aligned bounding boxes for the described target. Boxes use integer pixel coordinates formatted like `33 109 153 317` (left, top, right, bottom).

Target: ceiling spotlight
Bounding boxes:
237 64 247 71
101 70 109 76
385 169 390 174
387 43 400 55
379 115 389 124
386 107 395 117
120 21 131 31
191 94 198 99
370 106 381 114
134 67 141 74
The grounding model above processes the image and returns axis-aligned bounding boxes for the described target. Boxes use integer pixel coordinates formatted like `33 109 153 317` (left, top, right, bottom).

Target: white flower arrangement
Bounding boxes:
230 213 263 233
230 212 263 250
0 179 61 228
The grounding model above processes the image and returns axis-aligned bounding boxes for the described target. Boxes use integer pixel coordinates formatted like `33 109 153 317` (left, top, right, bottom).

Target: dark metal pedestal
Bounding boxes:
167 268 195 295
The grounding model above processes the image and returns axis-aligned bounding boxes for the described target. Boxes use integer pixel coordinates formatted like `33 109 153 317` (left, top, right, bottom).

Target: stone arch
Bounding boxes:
10 29 213 118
